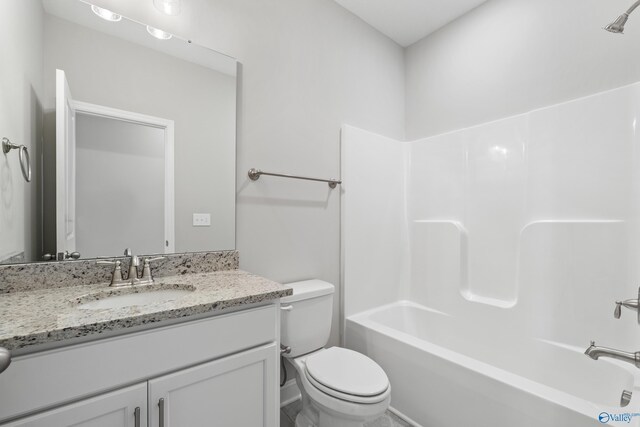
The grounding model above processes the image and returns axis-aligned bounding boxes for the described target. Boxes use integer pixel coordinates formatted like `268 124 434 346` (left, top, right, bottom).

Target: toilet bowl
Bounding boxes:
281 280 390 427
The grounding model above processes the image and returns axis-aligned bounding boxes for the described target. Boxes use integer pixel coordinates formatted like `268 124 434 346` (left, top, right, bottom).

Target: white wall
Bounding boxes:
0 1 44 262
88 0 406 345
405 0 640 139
76 115 166 258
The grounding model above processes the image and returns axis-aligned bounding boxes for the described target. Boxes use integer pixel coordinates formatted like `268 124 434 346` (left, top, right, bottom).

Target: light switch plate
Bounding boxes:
192 213 211 227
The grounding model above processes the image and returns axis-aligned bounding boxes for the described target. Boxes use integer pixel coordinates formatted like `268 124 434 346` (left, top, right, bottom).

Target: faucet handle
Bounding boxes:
140 256 166 284
96 260 127 286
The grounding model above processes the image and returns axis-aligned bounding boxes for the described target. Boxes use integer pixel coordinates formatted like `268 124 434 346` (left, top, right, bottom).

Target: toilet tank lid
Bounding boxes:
281 280 334 303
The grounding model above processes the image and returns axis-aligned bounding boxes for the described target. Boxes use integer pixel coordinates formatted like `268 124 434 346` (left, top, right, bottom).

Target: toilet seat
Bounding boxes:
303 347 389 404
304 369 390 404
288 349 391 424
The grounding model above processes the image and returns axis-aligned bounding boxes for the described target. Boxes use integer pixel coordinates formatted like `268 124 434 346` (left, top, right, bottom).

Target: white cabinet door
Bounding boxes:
148 343 277 427
3 383 146 427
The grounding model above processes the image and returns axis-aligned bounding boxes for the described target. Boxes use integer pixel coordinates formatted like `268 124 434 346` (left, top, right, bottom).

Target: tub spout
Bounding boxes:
585 341 640 369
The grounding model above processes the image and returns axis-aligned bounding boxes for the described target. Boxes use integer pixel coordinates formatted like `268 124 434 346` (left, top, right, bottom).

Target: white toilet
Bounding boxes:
281 280 390 427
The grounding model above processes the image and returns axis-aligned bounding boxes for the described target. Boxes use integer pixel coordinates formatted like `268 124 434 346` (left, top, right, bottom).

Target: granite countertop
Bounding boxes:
0 270 291 352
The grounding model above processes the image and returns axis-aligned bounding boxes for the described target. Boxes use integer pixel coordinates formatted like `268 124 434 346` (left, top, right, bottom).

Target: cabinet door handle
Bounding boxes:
158 398 165 427
134 407 141 427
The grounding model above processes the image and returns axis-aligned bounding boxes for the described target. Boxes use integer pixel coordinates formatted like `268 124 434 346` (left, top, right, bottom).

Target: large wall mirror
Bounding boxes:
0 0 237 264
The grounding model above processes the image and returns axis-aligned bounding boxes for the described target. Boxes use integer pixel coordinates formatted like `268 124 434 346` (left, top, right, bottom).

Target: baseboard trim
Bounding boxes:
280 379 301 407
388 406 422 427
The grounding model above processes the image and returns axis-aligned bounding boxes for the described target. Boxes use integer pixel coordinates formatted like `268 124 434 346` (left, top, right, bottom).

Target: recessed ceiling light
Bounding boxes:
147 25 173 40
153 0 181 16
91 5 122 22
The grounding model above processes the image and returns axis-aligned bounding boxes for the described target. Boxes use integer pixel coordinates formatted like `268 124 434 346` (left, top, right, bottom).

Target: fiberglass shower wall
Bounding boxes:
342 82 640 350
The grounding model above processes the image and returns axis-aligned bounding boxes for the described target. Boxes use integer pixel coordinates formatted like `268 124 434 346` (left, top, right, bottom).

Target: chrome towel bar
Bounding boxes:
248 168 341 189
2 137 31 183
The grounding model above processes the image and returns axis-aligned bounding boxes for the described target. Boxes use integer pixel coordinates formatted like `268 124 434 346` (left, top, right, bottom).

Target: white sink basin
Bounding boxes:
78 288 193 310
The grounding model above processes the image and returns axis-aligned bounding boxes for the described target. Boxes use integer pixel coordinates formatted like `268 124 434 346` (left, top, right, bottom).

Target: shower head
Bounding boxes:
605 13 629 33
606 0 640 34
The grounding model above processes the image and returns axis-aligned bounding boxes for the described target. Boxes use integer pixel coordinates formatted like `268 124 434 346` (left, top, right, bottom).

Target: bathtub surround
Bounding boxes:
342 81 640 425
340 126 409 318
0 251 239 293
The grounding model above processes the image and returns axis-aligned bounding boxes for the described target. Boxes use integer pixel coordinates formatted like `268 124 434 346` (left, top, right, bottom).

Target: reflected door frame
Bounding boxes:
72 101 175 254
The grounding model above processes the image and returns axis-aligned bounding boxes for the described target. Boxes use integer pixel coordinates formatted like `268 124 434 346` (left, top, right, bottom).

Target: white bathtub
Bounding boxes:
346 301 640 427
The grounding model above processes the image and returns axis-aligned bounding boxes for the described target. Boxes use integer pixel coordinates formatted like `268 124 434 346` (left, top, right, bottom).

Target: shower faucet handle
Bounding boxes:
614 300 637 318
614 287 640 324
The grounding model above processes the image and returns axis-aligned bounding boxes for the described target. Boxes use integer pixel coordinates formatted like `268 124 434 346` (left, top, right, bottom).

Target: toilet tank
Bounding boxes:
281 280 334 358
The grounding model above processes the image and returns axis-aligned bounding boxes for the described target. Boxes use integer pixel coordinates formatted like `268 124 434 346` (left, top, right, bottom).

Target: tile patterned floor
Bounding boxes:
280 399 414 427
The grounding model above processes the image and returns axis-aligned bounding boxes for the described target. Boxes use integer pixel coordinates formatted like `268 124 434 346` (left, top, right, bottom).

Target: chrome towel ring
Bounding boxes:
2 137 31 183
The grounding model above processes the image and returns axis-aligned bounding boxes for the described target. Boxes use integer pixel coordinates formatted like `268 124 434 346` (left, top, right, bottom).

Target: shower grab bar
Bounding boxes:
248 168 341 189
2 137 31 183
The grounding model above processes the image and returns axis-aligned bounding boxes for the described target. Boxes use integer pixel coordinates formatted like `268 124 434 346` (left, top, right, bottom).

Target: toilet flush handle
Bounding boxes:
281 305 293 311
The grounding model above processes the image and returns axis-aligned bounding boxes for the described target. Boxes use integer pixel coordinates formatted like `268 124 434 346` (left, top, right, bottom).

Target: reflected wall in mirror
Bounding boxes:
0 0 237 264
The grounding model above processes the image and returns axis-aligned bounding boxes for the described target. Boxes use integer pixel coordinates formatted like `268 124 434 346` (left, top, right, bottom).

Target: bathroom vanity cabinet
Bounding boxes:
0 304 279 427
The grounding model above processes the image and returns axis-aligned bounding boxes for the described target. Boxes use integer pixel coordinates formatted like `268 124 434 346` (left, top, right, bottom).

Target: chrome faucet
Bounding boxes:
585 341 640 369
97 249 165 287
124 248 140 284
97 248 140 287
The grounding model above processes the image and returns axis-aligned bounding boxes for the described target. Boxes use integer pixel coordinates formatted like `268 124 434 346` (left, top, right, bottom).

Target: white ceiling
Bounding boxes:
333 0 488 47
